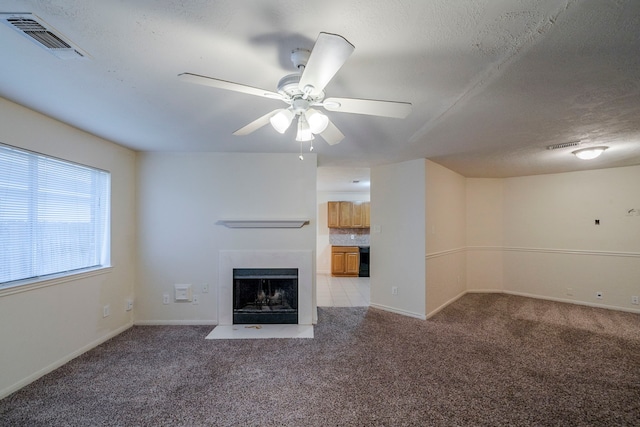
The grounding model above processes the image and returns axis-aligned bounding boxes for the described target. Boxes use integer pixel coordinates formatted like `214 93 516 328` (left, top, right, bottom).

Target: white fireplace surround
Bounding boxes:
218 250 314 326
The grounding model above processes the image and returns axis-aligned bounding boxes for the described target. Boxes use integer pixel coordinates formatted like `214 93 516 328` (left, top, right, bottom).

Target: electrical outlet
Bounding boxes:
392 286 398 295
125 299 133 311
202 283 209 293
632 296 639 305
163 294 170 304
350 234 355 240
192 294 199 305
566 288 573 296
103 305 110 318
596 291 603 299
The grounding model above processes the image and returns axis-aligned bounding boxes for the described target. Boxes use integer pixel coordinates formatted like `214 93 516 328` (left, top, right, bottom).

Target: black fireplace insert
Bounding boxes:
233 268 298 324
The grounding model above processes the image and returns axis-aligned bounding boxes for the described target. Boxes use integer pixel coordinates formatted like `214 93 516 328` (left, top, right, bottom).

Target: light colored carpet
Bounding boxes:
1 293 639 426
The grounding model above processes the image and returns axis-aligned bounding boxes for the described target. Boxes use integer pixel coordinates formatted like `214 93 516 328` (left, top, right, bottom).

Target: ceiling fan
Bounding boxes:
178 32 412 147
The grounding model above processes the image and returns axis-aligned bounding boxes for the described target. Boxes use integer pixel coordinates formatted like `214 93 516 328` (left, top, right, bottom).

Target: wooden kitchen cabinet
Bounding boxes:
327 201 370 229
327 202 340 228
338 202 353 227
331 246 360 276
362 201 370 227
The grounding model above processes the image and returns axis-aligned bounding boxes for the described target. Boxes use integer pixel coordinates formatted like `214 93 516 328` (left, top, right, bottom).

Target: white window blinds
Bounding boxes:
0 144 110 286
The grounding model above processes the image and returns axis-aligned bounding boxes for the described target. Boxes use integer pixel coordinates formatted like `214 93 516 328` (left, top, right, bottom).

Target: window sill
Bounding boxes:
0 266 113 297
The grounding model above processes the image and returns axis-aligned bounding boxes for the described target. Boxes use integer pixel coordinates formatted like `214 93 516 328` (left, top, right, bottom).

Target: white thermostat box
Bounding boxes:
174 284 193 301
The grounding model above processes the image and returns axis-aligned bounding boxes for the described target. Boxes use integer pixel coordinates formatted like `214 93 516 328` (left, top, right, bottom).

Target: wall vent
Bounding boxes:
1 13 89 59
546 141 581 150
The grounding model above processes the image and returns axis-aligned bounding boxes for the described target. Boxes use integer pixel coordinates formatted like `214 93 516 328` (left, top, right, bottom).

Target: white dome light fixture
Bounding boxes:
572 146 608 160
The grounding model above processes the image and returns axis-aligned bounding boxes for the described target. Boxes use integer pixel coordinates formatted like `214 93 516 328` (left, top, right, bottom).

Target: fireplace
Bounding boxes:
233 268 298 324
218 250 314 326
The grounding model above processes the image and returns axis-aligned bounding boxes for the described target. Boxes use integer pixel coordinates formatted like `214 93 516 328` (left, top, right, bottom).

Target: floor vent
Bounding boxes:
1 13 88 59
546 141 581 150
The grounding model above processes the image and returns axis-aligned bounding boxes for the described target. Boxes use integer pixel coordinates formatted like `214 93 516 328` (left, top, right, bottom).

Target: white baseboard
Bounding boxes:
503 290 640 314
0 322 133 400
426 290 468 319
369 303 427 320
134 320 218 326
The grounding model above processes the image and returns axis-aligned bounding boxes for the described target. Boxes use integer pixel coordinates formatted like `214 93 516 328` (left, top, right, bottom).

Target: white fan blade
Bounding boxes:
178 73 282 100
317 119 345 145
233 110 280 136
323 97 412 119
298 33 354 96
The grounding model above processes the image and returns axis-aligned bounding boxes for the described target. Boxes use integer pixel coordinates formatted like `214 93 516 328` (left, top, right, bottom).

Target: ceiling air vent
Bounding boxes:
546 141 581 150
1 13 88 59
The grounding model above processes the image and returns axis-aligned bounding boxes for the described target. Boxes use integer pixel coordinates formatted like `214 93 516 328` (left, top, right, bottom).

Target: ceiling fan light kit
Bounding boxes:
179 32 412 149
270 109 294 134
296 115 314 142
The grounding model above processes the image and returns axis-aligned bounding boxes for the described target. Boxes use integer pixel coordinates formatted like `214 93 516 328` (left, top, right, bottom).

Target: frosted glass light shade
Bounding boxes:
572 146 607 160
306 110 329 134
270 109 294 133
296 115 314 141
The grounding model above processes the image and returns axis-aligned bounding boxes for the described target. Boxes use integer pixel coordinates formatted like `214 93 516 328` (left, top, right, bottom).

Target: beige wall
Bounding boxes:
425 160 467 316
500 166 640 309
370 159 426 319
426 162 640 316
466 178 504 292
136 152 317 324
0 97 137 399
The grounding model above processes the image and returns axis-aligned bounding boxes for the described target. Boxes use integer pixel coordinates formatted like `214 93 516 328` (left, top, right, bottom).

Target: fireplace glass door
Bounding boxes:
233 268 298 324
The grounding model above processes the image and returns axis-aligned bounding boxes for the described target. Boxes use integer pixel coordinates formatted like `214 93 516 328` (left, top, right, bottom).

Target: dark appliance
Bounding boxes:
358 247 370 277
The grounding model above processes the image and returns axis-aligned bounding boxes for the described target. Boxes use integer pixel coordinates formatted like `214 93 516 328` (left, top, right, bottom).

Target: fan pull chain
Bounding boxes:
299 141 304 160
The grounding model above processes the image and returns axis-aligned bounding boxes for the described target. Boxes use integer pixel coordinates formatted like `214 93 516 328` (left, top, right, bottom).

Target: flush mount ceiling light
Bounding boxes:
572 146 608 160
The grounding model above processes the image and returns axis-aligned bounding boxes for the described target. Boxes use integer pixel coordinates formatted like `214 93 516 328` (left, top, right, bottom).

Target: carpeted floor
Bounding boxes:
1 293 639 426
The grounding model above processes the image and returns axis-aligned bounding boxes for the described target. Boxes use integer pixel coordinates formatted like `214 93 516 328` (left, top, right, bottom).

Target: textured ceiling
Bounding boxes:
0 0 639 181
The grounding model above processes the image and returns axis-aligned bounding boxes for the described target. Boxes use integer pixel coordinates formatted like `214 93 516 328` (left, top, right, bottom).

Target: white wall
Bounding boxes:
316 191 369 274
0 97 137 399
425 160 467 316
136 152 317 324
370 159 426 319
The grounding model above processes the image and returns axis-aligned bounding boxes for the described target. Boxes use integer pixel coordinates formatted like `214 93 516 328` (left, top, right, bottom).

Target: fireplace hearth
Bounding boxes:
233 268 298 324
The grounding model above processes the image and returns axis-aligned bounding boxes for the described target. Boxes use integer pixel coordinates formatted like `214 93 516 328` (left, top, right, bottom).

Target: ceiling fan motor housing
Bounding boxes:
276 73 325 106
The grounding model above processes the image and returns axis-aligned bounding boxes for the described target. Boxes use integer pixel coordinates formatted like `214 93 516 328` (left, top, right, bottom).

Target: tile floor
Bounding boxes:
316 273 370 307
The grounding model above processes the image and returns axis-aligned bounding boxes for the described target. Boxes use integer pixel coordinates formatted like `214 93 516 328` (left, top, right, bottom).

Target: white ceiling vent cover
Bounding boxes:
546 141 581 150
1 13 89 59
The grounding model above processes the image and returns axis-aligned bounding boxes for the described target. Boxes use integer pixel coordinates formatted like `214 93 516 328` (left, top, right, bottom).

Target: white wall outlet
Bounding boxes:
192 294 199 305
392 286 398 295
174 284 193 301
125 299 134 311
350 234 355 240
103 304 110 318
632 296 639 305
163 294 170 304
596 291 603 299
566 288 573 296
202 283 209 293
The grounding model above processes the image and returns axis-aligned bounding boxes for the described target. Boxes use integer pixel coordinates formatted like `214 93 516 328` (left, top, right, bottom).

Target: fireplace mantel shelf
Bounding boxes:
217 219 309 228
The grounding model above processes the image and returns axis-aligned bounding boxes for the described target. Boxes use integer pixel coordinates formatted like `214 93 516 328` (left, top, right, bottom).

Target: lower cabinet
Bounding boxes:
331 246 360 277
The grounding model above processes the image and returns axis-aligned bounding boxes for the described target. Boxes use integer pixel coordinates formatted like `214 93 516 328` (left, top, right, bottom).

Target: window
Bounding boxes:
0 143 110 287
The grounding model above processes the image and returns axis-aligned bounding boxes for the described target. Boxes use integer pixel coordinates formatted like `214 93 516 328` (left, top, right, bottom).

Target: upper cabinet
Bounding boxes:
328 201 370 228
